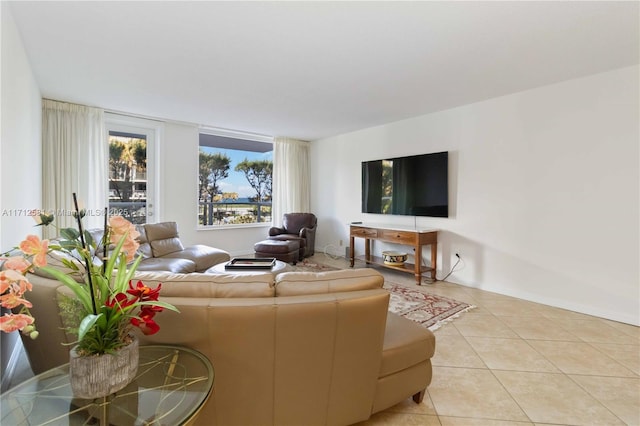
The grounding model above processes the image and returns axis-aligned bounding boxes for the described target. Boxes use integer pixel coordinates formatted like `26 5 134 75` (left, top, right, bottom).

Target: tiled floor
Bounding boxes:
314 254 640 426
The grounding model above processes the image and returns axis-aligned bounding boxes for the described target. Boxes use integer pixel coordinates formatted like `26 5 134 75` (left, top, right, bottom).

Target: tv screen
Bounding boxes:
361 151 448 217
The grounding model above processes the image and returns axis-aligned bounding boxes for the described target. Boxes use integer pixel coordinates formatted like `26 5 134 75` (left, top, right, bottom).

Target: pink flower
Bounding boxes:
19 235 49 267
0 313 34 333
109 216 140 262
0 269 29 293
121 238 140 263
3 256 31 273
109 216 140 241
0 292 32 309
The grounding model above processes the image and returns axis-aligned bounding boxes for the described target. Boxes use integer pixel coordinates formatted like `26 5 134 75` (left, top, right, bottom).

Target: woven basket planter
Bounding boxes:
69 336 139 399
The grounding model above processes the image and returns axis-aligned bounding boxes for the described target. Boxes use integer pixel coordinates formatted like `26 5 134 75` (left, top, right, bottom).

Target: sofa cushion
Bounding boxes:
150 237 184 257
135 224 153 258
275 269 383 296
144 222 184 257
161 245 230 272
379 312 436 377
132 271 275 298
136 258 196 273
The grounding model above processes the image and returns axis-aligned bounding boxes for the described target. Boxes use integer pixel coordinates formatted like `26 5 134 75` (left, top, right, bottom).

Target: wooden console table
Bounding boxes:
349 224 438 284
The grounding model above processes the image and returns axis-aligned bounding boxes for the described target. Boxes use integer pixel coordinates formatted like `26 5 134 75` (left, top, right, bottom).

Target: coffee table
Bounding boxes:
209 259 290 275
1 345 214 426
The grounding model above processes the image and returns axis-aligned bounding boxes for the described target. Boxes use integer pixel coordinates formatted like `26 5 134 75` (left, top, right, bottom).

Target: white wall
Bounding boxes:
159 121 269 256
0 2 42 387
1 2 42 251
310 66 639 325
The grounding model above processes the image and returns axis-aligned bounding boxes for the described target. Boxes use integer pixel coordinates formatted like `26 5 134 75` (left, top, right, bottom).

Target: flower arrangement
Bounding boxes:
0 194 178 356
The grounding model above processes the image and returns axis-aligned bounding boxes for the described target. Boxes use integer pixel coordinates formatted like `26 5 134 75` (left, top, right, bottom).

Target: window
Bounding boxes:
198 130 273 227
105 114 159 224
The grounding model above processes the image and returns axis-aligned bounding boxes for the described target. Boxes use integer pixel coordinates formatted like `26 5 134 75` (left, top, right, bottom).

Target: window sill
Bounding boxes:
196 223 272 231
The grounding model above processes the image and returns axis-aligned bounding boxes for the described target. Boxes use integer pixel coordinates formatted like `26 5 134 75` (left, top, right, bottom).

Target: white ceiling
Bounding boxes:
8 1 639 141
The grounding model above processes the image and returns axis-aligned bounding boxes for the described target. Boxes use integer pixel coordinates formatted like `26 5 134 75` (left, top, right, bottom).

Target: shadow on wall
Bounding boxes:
436 231 483 285
316 216 350 257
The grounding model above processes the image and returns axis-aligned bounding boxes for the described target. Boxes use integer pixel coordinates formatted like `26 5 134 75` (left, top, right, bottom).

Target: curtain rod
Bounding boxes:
42 97 273 139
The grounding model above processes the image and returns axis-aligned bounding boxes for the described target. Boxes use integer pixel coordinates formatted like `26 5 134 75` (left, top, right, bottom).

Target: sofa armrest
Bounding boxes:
269 226 286 236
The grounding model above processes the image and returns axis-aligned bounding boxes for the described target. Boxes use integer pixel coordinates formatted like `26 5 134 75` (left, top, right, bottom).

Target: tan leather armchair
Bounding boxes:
268 213 317 259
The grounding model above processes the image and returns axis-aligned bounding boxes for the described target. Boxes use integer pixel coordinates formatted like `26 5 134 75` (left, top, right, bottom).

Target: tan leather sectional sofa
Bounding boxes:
87 221 231 273
21 268 436 426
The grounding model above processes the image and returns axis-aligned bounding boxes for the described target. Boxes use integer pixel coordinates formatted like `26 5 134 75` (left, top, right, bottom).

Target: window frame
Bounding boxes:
105 113 162 223
197 127 274 230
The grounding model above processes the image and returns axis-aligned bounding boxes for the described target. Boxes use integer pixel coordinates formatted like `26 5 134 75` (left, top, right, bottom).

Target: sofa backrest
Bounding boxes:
18 274 70 374
275 268 384 296
140 288 390 426
143 221 184 257
132 270 275 298
135 224 153 258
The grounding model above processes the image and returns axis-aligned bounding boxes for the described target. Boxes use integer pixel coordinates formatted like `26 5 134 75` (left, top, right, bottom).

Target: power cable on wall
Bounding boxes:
421 253 462 285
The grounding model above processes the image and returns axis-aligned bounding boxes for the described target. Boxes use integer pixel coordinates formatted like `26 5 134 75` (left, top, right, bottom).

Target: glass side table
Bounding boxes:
1 345 214 426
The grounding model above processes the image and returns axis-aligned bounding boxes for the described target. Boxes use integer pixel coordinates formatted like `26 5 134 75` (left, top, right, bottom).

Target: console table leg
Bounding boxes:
349 236 355 267
431 243 437 280
414 245 422 285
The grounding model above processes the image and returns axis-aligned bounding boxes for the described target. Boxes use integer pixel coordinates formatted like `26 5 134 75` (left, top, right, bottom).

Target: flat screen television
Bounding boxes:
361 151 448 217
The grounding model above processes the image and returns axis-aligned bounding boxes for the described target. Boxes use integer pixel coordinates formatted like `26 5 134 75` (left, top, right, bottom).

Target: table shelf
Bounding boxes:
350 224 438 284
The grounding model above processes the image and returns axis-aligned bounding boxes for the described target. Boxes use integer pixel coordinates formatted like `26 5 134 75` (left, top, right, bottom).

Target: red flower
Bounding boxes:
105 292 135 310
131 310 160 335
127 280 161 302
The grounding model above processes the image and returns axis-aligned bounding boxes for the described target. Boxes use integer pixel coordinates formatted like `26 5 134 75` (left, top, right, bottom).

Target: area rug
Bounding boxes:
385 283 475 331
292 258 340 273
292 260 474 331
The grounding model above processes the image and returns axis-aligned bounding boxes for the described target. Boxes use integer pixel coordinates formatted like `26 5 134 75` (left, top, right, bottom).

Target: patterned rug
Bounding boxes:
292 259 340 272
292 260 474 331
385 283 475 330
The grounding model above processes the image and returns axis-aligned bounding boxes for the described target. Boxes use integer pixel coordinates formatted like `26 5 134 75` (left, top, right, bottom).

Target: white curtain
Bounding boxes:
42 99 107 234
272 137 310 226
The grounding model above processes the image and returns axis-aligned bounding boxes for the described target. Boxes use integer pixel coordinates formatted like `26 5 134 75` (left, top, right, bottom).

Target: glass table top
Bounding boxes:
1 345 214 426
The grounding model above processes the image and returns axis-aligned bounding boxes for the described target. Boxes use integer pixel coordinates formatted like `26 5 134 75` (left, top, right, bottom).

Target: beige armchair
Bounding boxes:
268 213 317 259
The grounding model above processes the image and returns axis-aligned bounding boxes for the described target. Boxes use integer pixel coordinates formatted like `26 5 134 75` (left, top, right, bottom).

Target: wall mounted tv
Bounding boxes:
361 151 448 217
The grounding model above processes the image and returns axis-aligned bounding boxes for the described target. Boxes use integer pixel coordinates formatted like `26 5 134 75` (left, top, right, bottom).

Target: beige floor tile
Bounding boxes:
537 306 601 322
558 319 637 344
604 320 640 340
456 304 493 315
382 395 438 416
431 335 486 368
498 315 581 341
528 340 636 377
494 370 625 425
479 300 541 317
355 412 440 425
466 337 560 373
590 342 640 376
570 375 640 425
464 288 520 303
440 417 534 425
428 366 529 422
453 314 520 338
433 322 463 336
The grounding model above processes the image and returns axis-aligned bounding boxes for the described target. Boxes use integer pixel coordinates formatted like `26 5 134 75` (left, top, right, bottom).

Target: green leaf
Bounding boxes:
83 230 95 249
78 313 101 342
60 228 80 241
137 300 180 313
104 233 127 279
59 240 79 251
38 266 93 311
61 258 80 271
